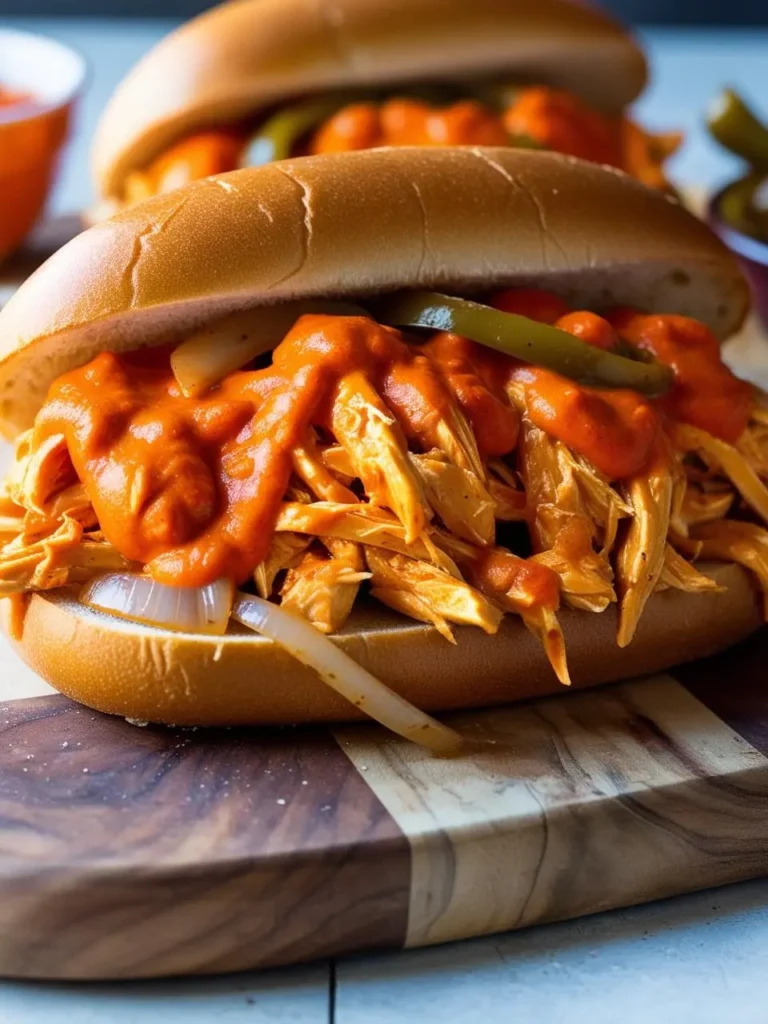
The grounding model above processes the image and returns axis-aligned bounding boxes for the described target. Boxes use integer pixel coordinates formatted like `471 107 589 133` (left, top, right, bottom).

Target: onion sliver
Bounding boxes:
81 574 234 635
232 593 463 754
171 300 370 398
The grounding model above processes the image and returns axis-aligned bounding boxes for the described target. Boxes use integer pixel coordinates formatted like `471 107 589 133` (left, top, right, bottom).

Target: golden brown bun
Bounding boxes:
4 563 760 725
0 148 748 439
92 0 647 199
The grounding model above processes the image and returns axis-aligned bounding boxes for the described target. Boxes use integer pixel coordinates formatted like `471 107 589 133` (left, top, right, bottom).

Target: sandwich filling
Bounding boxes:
2 288 766 698
120 85 680 207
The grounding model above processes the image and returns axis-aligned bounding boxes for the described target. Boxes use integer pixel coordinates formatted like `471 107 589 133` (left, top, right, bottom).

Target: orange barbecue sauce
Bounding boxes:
312 98 510 151
145 131 244 196
608 309 753 445
33 291 748 590
136 86 678 199
489 289 660 480
469 547 561 612
503 87 622 166
34 315 522 588
310 89 678 187
511 364 660 481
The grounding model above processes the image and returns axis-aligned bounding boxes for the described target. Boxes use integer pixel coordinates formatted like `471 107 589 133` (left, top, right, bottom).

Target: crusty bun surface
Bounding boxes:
4 563 760 725
92 0 647 198
0 147 748 439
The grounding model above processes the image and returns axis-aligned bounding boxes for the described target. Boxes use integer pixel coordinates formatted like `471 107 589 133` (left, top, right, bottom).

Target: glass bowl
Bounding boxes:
0 29 86 263
709 184 768 334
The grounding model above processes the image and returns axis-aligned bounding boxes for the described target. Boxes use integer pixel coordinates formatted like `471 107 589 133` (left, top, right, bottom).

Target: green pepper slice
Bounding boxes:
718 172 768 239
242 97 355 166
377 292 673 397
242 84 541 166
708 88 768 171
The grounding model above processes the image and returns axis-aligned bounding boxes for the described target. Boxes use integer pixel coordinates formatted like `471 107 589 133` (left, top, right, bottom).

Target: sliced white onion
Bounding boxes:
81 574 234 635
232 592 463 755
171 300 369 398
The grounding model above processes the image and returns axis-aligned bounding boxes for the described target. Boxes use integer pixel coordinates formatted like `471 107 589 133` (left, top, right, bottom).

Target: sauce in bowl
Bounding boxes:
0 30 86 261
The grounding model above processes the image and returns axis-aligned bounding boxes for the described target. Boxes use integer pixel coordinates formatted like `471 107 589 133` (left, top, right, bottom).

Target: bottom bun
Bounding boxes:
4 562 762 726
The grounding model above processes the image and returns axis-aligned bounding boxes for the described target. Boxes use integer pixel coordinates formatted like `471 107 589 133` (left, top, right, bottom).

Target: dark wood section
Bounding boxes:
675 627 768 755
0 695 410 980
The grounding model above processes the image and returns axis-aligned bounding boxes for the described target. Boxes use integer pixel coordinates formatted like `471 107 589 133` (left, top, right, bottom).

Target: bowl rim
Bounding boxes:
0 27 88 128
708 182 768 268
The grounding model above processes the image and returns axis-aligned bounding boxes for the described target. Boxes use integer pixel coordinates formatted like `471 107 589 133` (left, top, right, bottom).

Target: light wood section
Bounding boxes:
335 674 768 948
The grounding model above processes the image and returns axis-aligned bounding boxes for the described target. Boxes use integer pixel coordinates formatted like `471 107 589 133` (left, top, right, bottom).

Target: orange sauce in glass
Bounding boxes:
0 86 33 110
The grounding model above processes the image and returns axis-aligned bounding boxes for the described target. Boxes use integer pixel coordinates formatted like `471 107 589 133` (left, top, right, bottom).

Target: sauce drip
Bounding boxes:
470 547 561 611
489 296 660 480
309 89 674 186
511 364 659 480
609 309 753 443
33 292 748 589
503 87 622 166
421 332 519 456
312 98 510 151
146 131 244 195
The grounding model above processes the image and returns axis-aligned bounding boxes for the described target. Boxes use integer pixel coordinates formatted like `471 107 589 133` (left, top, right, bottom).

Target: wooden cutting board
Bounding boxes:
0 629 768 981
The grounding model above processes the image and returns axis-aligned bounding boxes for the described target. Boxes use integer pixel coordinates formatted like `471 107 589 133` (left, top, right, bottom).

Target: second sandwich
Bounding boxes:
92 0 680 216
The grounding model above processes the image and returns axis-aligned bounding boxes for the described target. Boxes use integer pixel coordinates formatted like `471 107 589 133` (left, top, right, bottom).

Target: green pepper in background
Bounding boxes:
708 89 768 171
241 84 462 166
377 292 673 397
241 98 353 166
241 82 541 167
718 173 768 238
707 89 768 242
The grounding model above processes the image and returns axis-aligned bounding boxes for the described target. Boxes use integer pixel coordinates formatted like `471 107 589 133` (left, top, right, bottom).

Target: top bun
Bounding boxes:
0 147 747 438
92 0 647 198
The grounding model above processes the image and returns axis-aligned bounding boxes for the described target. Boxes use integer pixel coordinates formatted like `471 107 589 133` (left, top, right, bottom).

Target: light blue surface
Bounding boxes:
634 28 768 189
0 20 767 1022
0 967 329 1023
338 877 768 1024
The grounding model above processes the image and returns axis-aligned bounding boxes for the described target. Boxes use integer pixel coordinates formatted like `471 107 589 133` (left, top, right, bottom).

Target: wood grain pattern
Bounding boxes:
335 668 768 948
675 628 768 755
0 694 410 980
2 637 768 978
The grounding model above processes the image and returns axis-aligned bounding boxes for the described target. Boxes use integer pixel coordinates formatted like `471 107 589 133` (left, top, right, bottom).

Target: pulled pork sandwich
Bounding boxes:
0 148 763 752
91 0 680 219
